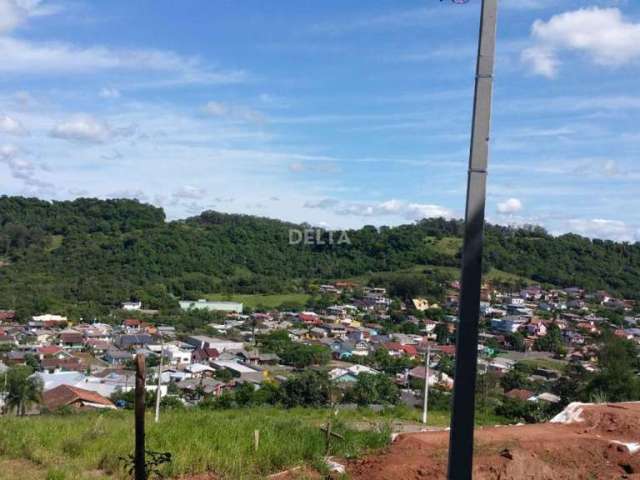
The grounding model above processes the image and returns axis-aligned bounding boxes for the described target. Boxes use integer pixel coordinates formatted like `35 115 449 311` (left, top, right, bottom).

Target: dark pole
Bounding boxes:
447 1 498 479
135 353 146 480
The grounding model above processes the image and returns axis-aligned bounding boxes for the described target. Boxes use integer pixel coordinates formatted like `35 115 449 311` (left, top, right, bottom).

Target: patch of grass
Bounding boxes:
425 236 462 256
484 269 532 285
349 405 507 429
518 357 566 371
45 235 64 253
0 407 390 479
205 293 311 309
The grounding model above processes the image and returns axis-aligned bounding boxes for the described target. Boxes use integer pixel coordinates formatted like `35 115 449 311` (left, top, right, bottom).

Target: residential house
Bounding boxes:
43 384 116 411
163 344 193 366
185 335 243 352
42 356 84 373
176 377 225 397
384 342 418 359
0 310 16 323
104 348 133 366
115 334 155 350
59 331 84 350
408 366 453 389
526 318 547 337
122 301 142 311
191 347 220 364
490 316 527 334
298 312 321 325
122 318 142 333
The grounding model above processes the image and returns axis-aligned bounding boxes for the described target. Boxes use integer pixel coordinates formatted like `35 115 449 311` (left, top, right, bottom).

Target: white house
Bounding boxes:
32 314 68 323
179 300 243 313
122 301 142 311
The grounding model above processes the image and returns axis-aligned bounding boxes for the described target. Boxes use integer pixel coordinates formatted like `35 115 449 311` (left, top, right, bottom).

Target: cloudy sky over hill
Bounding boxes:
0 0 639 241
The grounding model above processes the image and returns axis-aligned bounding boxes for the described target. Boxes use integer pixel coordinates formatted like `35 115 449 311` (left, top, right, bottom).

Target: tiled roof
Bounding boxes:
43 384 114 410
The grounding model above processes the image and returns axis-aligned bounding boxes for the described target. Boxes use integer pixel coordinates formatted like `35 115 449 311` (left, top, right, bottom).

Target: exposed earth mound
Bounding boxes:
348 403 640 480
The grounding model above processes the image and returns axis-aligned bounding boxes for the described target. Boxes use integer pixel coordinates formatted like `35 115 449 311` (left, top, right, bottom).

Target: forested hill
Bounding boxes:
1 196 639 317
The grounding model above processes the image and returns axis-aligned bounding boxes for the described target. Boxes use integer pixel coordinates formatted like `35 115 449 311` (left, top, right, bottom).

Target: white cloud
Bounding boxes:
497 198 523 214
0 143 19 160
566 218 639 242
0 38 247 86
303 198 340 209
603 159 620 177
523 8 640 78
288 161 338 174
50 114 112 143
405 203 454 220
0 114 27 135
173 185 206 200
0 143 52 190
305 198 453 221
202 101 265 123
0 0 58 34
521 46 558 77
99 87 120 99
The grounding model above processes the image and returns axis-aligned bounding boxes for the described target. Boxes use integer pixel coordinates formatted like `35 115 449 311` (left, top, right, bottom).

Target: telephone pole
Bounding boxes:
422 342 431 425
447 1 498 479
155 335 164 423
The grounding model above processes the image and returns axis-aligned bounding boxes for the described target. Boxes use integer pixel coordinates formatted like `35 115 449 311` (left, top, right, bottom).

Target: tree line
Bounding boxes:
1 196 640 319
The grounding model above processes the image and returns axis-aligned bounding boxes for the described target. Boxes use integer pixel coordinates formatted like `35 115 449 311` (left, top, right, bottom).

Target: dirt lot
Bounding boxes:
348 403 640 480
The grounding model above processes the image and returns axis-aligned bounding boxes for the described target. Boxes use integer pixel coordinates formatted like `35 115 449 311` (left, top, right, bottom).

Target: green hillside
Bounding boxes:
1 196 639 318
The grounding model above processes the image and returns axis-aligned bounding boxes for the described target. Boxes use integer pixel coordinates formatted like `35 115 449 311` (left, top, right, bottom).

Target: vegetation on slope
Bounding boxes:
1 196 639 318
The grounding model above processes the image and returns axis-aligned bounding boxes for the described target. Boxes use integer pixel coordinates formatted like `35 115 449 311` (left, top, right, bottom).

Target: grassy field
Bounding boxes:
205 293 311 309
425 236 462 256
0 407 391 480
518 357 567 371
0 404 512 480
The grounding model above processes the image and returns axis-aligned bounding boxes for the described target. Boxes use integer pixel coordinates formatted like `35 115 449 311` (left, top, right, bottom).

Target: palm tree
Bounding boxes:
5 366 43 416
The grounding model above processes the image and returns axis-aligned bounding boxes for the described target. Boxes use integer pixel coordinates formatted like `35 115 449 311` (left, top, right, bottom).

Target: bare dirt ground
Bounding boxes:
348 403 640 480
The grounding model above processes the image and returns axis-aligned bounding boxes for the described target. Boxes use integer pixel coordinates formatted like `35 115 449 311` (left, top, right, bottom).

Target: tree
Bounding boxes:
281 370 330 407
586 335 640 402
434 323 451 345
24 353 40 371
533 323 564 354
348 373 399 405
500 366 532 392
505 332 525 352
234 382 256 407
279 344 330 368
5 366 43 416
552 363 590 404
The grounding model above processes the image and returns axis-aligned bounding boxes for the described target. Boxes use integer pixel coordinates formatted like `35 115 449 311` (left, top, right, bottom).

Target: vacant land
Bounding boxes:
0 407 389 480
205 293 311 309
349 402 640 480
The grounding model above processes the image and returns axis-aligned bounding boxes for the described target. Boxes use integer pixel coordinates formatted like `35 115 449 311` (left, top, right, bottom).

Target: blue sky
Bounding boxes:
0 0 639 241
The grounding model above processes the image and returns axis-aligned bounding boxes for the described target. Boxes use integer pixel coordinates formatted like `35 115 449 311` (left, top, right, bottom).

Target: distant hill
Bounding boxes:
0 196 639 317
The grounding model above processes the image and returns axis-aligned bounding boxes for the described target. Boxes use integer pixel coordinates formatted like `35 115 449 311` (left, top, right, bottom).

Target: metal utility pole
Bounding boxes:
154 336 164 423
422 342 431 425
447 1 498 479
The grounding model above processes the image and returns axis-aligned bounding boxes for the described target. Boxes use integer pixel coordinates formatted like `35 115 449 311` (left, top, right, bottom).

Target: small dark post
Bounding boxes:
447 0 498 479
135 353 146 480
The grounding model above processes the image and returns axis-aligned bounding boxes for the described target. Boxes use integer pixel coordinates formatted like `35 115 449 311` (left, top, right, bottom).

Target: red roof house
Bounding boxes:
43 385 115 411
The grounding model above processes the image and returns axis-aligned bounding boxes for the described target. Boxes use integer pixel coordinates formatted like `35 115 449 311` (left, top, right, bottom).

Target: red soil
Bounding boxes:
348 403 640 480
